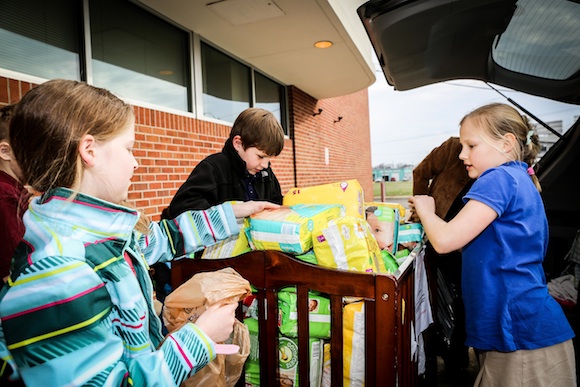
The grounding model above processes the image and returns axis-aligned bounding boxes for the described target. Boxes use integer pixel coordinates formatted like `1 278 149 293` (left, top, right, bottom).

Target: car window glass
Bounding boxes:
492 0 580 80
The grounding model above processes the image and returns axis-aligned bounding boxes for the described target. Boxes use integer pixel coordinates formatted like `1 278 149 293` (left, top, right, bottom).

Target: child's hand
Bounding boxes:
408 195 435 220
195 302 238 343
232 201 280 218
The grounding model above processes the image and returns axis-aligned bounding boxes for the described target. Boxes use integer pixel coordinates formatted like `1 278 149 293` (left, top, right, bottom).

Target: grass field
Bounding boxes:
373 180 413 197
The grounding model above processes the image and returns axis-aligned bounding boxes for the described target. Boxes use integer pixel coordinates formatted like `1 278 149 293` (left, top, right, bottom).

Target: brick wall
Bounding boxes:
1 75 373 220
288 86 374 200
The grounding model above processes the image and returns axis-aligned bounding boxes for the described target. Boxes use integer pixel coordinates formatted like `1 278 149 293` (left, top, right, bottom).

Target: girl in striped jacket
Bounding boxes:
0 79 278 386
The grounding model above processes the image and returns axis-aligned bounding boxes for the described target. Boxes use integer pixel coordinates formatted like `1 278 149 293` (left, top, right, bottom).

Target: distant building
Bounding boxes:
373 166 413 182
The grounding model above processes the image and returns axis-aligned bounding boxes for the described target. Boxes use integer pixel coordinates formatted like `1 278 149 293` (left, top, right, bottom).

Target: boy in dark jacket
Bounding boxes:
156 108 285 301
162 107 285 219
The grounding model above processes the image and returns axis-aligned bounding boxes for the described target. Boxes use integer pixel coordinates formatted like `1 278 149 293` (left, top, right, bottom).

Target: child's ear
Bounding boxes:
502 133 517 153
78 134 97 167
0 141 13 161
232 135 244 151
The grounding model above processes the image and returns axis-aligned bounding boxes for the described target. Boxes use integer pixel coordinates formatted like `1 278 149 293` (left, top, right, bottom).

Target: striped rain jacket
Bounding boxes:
0 188 240 386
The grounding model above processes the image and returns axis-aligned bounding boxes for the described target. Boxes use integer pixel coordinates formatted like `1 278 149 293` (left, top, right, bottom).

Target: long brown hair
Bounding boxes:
10 79 134 193
10 79 151 233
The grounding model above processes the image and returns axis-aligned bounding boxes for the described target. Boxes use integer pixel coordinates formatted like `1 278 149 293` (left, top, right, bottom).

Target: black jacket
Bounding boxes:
161 139 283 219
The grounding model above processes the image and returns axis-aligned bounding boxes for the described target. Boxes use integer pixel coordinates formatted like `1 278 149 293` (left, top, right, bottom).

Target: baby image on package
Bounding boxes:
364 203 400 255
278 287 331 339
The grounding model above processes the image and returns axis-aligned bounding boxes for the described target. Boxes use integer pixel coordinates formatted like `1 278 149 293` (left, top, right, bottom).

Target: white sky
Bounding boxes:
368 72 580 167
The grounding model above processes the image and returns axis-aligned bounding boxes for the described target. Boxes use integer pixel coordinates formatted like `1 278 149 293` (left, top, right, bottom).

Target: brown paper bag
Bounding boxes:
162 267 252 387
182 319 250 387
163 267 252 332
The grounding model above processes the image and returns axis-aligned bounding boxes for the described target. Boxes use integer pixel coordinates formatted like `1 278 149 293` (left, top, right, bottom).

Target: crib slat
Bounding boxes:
264 288 279 386
330 294 343 386
296 286 311 386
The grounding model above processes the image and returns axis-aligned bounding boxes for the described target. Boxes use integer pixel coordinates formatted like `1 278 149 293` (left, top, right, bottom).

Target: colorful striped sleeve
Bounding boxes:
140 202 240 265
124 322 215 386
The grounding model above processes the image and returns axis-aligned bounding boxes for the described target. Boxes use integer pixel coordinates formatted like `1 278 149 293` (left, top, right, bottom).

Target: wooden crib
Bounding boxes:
171 249 421 386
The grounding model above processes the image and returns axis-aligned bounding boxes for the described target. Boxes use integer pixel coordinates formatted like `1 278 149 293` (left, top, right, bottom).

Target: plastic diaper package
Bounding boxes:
320 300 366 387
295 250 318 265
364 202 401 255
243 317 261 387
201 218 251 259
365 201 406 221
343 300 366 387
396 223 424 264
283 179 365 219
243 317 324 387
278 287 332 339
278 336 324 387
247 204 344 254
313 215 385 273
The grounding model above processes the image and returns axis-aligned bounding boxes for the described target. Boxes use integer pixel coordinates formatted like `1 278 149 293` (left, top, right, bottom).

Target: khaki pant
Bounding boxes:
474 340 576 387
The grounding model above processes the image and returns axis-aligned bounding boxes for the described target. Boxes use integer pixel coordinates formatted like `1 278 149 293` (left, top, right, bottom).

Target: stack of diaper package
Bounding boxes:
235 179 423 386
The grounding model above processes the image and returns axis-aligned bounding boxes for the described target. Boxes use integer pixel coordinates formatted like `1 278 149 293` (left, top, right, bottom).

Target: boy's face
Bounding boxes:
233 136 271 175
366 212 394 251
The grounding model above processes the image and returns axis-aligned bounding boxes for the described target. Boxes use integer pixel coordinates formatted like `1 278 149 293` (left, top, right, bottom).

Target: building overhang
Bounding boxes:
137 0 376 100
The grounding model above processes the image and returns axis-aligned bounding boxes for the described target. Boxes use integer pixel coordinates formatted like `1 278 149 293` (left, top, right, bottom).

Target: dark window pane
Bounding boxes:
90 0 189 111
255 72 287 135
201 42 251 122
0 0 81 80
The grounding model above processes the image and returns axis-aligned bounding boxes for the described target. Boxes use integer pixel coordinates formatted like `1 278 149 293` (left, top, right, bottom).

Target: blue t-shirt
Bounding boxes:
462 161 574 352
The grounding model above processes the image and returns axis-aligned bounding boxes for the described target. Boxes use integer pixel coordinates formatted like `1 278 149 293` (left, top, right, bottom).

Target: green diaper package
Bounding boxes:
278 287 331 339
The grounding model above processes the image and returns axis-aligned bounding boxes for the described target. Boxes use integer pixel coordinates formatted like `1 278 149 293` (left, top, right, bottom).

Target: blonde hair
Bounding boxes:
229 108 284 156
460 103 542 191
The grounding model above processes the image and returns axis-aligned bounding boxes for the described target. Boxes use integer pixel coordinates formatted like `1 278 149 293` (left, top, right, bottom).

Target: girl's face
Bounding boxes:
459 117 511 179
81 119 138 204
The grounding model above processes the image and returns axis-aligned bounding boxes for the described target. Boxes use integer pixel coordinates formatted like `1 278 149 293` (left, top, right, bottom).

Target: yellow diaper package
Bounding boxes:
247 204 344 254
201 218 251 259
283 179 365 219
343 300 366 387
313 216 385 273
320 301 366 387
365 201 406 222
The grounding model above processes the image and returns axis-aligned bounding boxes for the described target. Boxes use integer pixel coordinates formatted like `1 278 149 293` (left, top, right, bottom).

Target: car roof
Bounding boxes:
358 0 580 105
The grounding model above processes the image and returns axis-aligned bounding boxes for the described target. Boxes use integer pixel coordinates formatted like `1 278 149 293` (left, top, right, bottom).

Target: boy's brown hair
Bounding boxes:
229 107 284 156
0 104 13 142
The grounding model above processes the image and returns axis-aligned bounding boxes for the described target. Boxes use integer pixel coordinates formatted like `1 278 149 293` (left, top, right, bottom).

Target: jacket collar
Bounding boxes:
31 187 139 242
223 138 249 176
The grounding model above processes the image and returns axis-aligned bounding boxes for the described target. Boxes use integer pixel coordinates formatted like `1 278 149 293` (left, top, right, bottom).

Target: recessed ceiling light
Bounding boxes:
314 40 333 49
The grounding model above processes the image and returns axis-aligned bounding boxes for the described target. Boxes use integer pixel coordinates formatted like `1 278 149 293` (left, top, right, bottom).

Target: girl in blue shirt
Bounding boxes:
410 103 575 386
